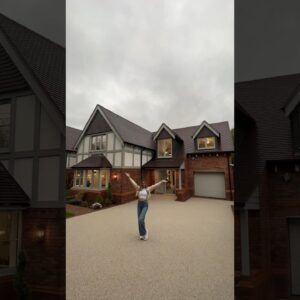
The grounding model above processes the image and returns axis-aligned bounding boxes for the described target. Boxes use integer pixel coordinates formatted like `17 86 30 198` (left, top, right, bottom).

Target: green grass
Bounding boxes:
66 211 75 218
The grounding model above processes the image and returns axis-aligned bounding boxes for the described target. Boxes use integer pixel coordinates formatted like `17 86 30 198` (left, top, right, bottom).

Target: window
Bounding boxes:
197 137 216 149
158 139 172 157
90 135 107 151
74 169 110 190
291 110 300 151
0 101 11 151
0 212 19 274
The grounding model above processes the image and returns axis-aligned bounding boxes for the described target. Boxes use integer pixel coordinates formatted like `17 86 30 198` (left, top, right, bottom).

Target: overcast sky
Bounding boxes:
67 0 234 131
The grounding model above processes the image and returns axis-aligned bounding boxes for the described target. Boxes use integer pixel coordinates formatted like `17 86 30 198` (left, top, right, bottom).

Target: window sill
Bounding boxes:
0 267 16 277
157 156 173 159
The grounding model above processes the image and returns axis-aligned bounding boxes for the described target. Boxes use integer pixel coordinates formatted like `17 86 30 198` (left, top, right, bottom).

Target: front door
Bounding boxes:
289 218 300 295
155 169 176 193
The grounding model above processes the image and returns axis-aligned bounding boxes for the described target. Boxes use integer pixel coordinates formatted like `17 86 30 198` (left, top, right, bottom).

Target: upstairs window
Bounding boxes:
291 110 300 151
90 134 107 151
197 137 216 149
0 101 11 151
158 138 172 157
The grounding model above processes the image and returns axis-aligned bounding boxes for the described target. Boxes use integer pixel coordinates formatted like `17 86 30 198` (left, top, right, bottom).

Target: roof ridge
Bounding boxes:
99 105 153 134
172 121 229 131
0 12 64 49
236 73 300 84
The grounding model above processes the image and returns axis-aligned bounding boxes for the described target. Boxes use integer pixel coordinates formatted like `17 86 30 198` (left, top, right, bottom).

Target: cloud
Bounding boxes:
67 0 234 131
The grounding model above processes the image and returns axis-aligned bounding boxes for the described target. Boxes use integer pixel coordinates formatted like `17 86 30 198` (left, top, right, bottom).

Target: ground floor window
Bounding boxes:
74 169 110 190
0 211 20 275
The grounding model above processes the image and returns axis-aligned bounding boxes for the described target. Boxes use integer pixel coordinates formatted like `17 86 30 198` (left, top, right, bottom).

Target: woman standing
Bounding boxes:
125 173 167 240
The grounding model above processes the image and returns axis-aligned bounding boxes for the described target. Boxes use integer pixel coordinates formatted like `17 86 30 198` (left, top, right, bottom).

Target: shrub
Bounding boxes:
106 183 113 205
14 251 31 300
95 195 104 205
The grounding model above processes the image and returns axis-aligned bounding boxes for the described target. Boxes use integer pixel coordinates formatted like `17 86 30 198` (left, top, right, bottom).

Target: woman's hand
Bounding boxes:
162 179 168 183
125 172 130 178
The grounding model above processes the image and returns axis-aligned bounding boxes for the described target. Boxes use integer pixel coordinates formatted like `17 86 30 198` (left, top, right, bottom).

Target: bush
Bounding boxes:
14 251 31 300
95 195 104 205
106 183 113 205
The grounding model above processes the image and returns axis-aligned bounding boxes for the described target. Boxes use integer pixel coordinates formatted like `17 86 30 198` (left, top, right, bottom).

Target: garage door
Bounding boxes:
194 172 226 199
289 218 300 295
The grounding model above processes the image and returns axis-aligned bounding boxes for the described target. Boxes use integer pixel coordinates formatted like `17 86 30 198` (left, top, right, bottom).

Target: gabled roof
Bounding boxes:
153 123 178 141
236 73 300 172
283 89 300 117
75 105 155 150
0 13 65 133
0 163 30 208
191 120 220 139
66 126 82 152
173 121 233 153
72 155 112 169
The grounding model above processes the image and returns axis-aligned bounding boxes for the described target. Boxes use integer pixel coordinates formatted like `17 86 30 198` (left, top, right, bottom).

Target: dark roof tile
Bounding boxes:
72 155 112 169
0 13 65 115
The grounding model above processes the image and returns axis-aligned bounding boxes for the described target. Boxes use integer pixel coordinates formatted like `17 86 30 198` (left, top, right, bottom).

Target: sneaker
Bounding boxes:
139 236 143 240
144 229 148 241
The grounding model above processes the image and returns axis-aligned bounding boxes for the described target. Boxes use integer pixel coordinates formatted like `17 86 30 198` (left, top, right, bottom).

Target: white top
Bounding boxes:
137 189 148 201
128 177 166 202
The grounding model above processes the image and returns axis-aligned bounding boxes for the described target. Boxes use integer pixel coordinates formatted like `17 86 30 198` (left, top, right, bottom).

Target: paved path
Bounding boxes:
67 195 234 300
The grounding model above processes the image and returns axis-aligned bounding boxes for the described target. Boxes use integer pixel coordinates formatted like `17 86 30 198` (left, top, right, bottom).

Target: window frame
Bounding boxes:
73 168 110 190
0 211 21 277
157 138 173 158
197 136 216 150
0 99 12 153
90 134 107 152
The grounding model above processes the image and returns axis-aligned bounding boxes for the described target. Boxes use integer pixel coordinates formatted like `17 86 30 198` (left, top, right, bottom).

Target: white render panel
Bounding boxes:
107 133 114 151
38 157 60 201
40 106 61 150
83 136 90 153
114 152 122 167
67 155 77 168
1 160 9 170
14 158 33 198
124 152 133 167
142 155 147 165
15 95 35 151
134 153 140 167
83 154 89 160
107 153 113 165
78 140 84 153
77 154 83 163
115 137 122 150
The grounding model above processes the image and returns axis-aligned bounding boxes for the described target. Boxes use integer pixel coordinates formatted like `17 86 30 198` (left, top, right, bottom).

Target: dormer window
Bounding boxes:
291 109 300 151
0 100 11 151
158 138 172 157
197 137 216 149
90 134 107 151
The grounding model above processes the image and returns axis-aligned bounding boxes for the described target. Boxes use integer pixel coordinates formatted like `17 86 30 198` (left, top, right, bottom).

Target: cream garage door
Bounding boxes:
194 172 226 199
289 218 300 295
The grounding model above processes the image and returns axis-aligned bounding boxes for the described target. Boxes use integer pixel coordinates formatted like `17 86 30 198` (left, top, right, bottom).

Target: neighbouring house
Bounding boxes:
68 104 234 203
66 126 81 189
0 13 65 299
235 74 300 299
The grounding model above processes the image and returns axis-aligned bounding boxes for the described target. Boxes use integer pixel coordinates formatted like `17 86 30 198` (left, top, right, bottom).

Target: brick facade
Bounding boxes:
185 153 234 200
236 167 300 299
21 208 65 300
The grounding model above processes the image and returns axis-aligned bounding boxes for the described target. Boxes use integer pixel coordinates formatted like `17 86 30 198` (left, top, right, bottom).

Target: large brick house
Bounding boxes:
235 74 300 299
0 14 65 299
68 104 234 203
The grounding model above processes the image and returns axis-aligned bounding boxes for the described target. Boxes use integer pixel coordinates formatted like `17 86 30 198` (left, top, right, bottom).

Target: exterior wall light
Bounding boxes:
36 226 46 243
113 174 118 180
283 172 292 183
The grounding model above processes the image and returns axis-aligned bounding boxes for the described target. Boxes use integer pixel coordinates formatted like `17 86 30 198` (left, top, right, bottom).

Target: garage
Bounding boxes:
289 218 300 295
194 172 226 199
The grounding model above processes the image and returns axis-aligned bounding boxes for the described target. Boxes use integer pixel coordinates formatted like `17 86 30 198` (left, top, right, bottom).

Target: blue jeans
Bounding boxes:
137 201 148 236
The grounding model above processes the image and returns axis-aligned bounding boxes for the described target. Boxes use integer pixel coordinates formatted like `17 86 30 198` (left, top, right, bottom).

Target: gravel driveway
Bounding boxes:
67 195 234 300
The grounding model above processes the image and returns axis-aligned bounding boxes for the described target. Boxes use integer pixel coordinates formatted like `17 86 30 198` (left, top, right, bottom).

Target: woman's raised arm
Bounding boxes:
125 172 140 190
147 179 168 193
